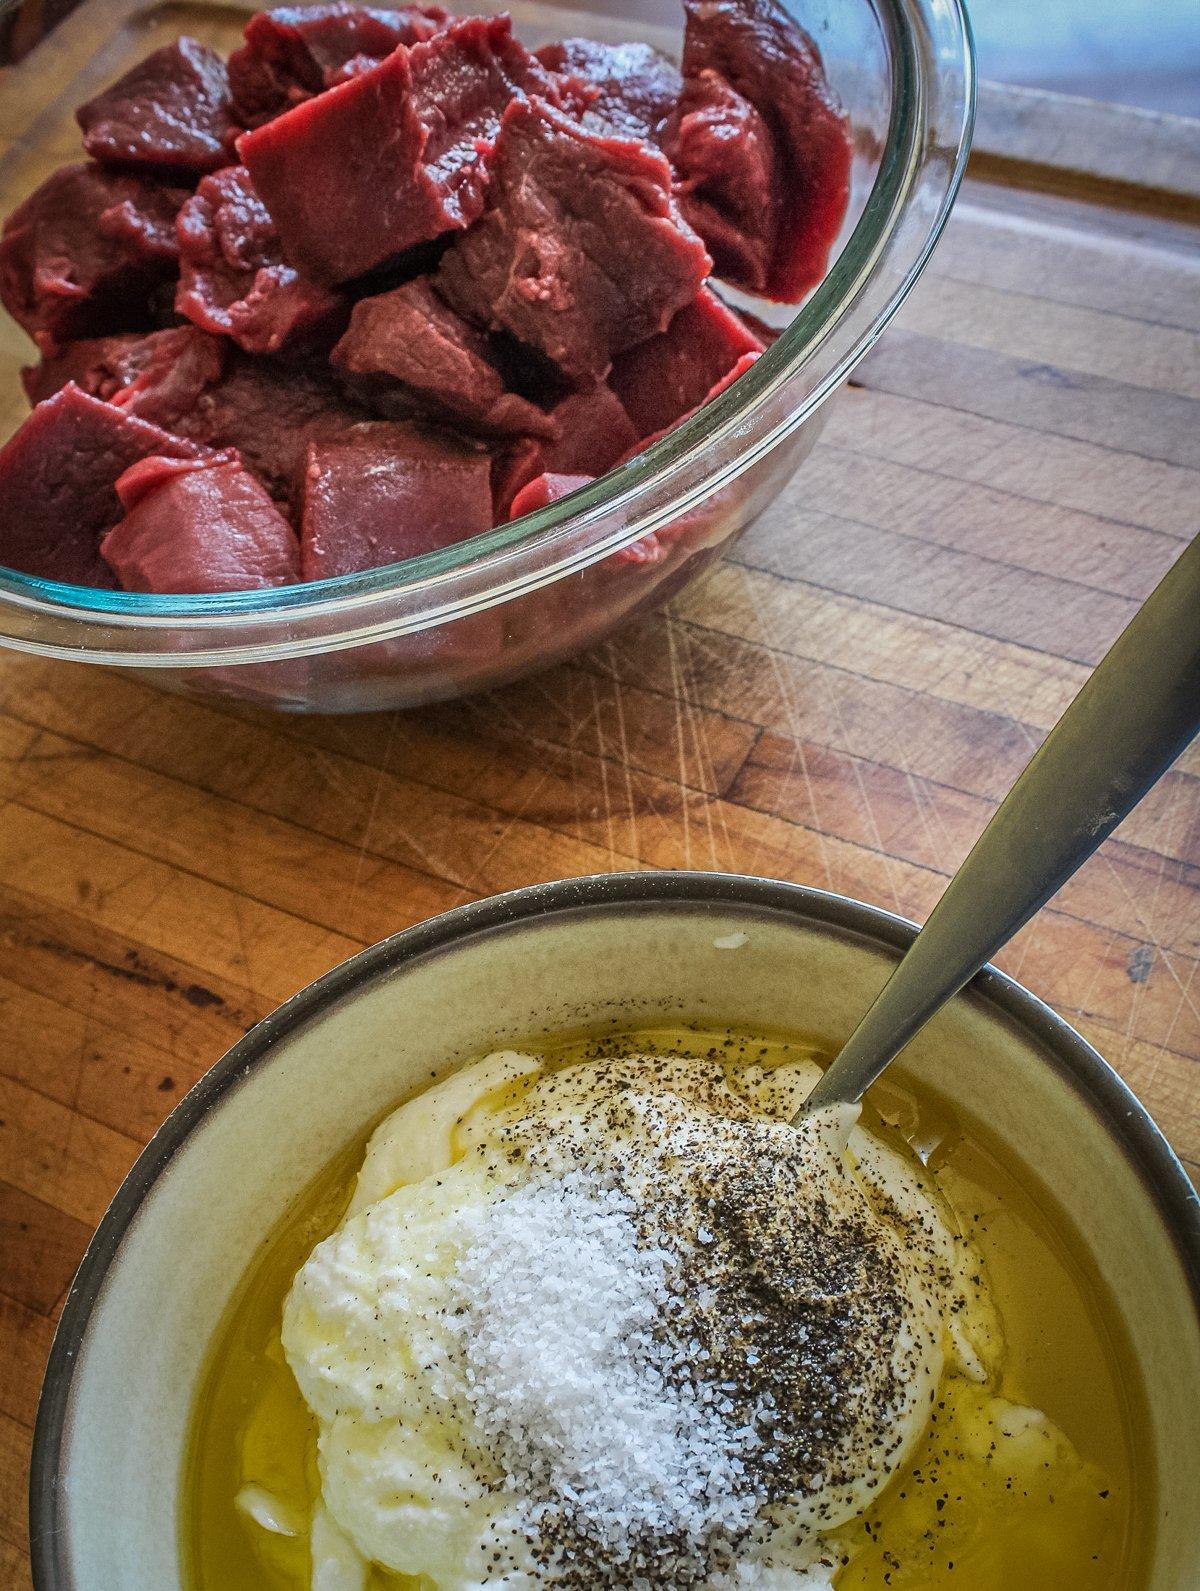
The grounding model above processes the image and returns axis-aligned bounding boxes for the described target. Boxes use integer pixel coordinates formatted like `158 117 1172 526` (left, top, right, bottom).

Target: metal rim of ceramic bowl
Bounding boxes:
27 870 1200 1587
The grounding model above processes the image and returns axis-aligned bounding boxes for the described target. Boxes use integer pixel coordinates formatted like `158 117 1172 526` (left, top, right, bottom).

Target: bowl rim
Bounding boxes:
0 0 976 661
28 869 1200 1588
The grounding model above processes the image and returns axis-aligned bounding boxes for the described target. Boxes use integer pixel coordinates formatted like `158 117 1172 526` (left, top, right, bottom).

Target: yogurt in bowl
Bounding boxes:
30 874 1200 1589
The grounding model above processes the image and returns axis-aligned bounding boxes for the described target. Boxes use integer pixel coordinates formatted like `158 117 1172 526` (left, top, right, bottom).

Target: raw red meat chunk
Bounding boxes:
0 164 188 351
608 352 762 562
492 381 636 517
622 350 760 460
228 2 449 126
101 452 299 591
176 166 344 354
610 286 765 437
300 422 491 580
438 97 710 383
171 351 371 502
507 473 673 572
665 70 777 291
332 278 552 439
0 383 203 585
668 0 852 299
22 325 226 428
534 39 681 141
507 470 592 519
75 38 237 173
238 16 560 283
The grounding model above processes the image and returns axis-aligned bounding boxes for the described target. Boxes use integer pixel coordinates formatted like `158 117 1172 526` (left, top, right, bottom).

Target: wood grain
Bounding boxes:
0 40 1198 1584
972 83 1200 212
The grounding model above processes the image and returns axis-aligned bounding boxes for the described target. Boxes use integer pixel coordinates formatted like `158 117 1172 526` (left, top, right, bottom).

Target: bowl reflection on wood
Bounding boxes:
29 872 1200 1590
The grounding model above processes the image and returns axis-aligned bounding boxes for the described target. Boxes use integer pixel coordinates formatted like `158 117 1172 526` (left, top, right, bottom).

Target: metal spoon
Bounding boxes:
803 529 1200 1112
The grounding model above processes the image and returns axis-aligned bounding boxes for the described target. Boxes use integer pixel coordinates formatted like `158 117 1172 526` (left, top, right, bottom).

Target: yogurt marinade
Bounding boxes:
260 1048 1069 1587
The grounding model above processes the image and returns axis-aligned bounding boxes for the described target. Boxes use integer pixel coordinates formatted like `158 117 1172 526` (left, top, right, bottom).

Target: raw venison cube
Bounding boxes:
669 0 852 300
0 163 189 351
535 39 681 143
300 422 493 580
491 381 635 518
332 277 553 439
507 470 593 519
610 287 765 438
438 97 710 383
510 471 679 567
170 351 372 503
238 16 558 283
229 2 450 126
101 453 300 591
664 69 777 292
612 352 762 560
23 326 226 428
176 166 344 355
0 383 203 586
621 351 760 460
76 38 238 174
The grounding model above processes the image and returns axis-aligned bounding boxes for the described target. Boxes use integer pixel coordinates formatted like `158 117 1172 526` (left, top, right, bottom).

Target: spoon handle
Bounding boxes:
805 529 1200 1111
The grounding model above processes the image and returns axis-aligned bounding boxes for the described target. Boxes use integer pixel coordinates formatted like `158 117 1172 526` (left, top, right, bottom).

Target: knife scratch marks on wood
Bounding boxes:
663 618 693 871
587 665 617 864
681 626 738 871
813 665 909 916
1104 777 1200 1089
666 626 715 870
728 566 833 890
603 648 641 869
344 709 399 922
1157 954 1200 1071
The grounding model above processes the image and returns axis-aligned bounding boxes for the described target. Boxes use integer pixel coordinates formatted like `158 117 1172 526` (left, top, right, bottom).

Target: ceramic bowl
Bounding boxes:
29 872 1200 1587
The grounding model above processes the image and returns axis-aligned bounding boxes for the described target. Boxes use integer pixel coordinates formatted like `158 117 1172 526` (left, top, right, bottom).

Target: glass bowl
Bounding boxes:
0 0 975 712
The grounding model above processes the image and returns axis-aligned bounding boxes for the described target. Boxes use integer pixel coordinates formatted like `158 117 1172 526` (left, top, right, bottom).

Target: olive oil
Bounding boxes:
184 1026 1153 1590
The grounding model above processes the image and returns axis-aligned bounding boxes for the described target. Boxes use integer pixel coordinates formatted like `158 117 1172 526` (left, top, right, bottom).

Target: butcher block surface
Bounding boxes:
1 3 1199 1577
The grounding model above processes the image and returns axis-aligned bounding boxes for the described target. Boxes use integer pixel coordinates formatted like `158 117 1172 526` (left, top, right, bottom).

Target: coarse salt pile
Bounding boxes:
449 1169 770 1580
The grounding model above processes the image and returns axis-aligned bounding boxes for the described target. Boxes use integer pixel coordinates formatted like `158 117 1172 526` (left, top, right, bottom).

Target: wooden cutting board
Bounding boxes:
0 25 1198 1581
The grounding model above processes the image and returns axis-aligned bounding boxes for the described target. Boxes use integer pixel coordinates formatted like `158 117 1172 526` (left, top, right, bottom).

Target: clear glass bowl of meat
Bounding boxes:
0 0 973 712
